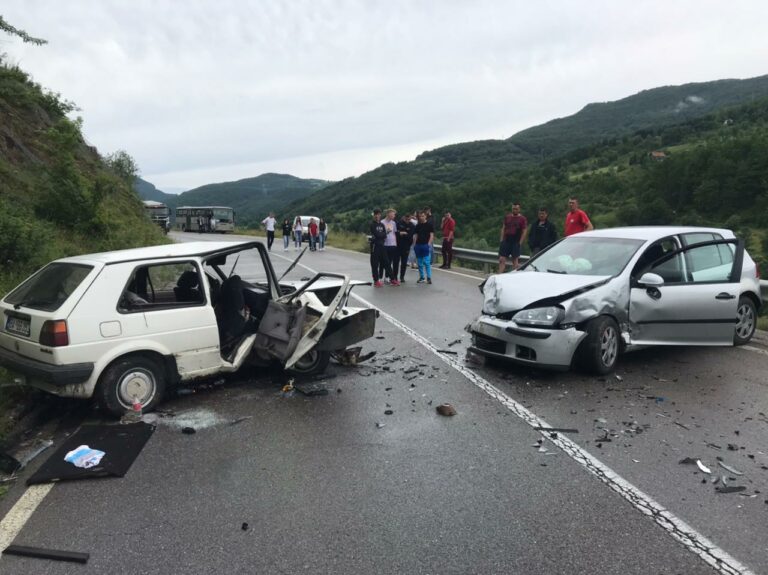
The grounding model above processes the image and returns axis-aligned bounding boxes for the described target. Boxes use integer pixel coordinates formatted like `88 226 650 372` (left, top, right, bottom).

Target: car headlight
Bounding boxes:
513 306 564 327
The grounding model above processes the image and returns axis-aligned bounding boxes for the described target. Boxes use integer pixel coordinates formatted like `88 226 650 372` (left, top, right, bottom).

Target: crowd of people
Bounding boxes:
259 197 592 283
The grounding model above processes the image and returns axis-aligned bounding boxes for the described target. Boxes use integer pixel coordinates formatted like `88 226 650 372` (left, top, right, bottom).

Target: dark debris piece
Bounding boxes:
436 404 457 416
294 382 329 396
532 427 579 434
716 486 747 494
384 410 394 415
181 427 196 435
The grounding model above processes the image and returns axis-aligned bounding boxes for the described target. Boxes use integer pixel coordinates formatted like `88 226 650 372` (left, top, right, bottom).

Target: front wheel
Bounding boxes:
577 316 620 374
734 295 757 346
287 350 331 376
96 356 166 417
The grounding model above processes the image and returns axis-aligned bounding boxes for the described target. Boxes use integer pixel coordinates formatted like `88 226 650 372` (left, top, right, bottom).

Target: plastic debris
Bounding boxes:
294 382 329 396
533 427 579 434
436 349 458 355
727 443 739 451
716 460 744 476
181 427 196 435
241 522 249 531
716 485 746 494
696 460 712 474
679 457 698 465
64 445 105 469
375 422 386 429
447 339 462 347
384 409 394 415
673 421 690 430
436 404 457 416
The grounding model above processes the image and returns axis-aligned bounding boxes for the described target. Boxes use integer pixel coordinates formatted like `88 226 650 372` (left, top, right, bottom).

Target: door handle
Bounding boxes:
715 293 735 300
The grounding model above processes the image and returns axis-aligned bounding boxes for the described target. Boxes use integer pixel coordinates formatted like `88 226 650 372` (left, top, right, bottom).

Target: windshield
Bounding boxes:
4 263 94 311
213 208 233 222
527 236 644 276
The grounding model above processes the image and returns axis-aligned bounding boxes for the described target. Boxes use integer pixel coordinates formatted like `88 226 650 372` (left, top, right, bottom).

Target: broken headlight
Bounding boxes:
513 306 563 327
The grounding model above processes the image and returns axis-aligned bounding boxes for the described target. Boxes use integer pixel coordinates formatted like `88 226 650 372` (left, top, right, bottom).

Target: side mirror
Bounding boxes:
638 272 664 288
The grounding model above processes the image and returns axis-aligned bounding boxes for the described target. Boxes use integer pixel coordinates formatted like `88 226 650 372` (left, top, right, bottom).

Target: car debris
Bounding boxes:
716 485 747 494
696 460 712 474
332 347 377 366
384 409 394 415
230 416 253 426
375 422 386 429
2 544 89 564
182 427 196 435
727 443 739 451
437 349 459 355
294 382 329 396
447 339 462 347
673 421 690 431
532 427 579 433
436 404 457 416
241 522 249 531
716 459 745 476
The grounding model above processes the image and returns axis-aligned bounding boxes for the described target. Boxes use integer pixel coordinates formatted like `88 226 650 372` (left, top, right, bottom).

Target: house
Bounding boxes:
649 150 667 161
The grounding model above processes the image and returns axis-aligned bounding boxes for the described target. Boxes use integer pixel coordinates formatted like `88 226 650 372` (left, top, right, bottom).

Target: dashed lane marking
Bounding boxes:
270 251 756 575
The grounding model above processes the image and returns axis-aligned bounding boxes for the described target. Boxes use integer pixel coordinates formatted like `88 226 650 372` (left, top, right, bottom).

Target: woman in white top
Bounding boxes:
293 216 303 249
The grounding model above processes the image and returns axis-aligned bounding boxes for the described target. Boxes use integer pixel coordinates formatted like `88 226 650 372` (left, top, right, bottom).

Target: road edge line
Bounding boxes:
0 484 54 557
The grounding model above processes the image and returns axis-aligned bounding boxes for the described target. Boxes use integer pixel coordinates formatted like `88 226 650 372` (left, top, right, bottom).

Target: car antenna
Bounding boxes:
278 246 308 282
228 253 241 278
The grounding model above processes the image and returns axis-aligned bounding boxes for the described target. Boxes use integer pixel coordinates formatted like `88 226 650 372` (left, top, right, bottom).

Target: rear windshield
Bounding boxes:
4 263 94 312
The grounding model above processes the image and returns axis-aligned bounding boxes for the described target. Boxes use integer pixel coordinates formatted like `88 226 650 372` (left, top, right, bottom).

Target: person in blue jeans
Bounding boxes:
318 218 327 251
293 216 303 250
412 211 434 284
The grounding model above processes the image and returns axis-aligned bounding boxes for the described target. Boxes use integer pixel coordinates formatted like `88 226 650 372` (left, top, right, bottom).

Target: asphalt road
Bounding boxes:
0 232 766 574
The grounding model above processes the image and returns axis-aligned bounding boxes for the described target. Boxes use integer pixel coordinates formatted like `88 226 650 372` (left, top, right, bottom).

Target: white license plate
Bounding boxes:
5 316 31 337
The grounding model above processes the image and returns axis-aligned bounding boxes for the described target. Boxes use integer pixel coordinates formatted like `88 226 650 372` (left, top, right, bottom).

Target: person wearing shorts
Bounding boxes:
498 202 528 273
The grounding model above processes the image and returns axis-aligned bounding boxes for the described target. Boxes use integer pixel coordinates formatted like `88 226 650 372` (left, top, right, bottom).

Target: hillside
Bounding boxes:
290 74 768 223
135 173 330 227
0 59 167 296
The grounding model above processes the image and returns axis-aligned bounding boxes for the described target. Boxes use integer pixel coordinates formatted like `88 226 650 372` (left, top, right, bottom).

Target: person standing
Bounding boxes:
370 209 396 287
564 197 593 237
528 207 558 255
281 218 292 250
293 216 303 250
413 211 434 284
408 211 418 269
498 202 528 273
382 209 399 283
262 212 277 250
424 206 436 267
395 212 414 282
308 218 319 251
318 218 327 251
439 211 455 269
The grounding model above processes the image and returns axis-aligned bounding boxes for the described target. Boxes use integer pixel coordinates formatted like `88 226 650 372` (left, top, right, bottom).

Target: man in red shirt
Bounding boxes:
498 202 528 273
564 197 593 236
439 211 456 269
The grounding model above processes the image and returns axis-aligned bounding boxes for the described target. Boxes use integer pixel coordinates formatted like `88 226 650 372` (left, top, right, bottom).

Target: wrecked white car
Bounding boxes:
469 227 762 373
0 241 376 415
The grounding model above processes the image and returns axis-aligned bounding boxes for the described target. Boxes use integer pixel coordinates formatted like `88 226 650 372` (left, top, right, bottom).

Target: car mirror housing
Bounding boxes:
638 272 664 288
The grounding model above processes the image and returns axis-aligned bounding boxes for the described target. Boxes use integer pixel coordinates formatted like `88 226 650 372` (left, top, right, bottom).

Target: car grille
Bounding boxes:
474 334 507 355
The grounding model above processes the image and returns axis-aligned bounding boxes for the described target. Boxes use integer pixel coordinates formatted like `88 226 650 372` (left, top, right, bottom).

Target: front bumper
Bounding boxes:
468 315 586 370
0 346 94 387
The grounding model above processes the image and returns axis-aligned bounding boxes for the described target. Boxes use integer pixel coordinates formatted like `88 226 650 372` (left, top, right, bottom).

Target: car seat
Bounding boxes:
174 270 202 302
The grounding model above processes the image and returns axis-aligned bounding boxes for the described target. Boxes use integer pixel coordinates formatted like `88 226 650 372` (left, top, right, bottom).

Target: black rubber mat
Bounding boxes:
26 423 154 485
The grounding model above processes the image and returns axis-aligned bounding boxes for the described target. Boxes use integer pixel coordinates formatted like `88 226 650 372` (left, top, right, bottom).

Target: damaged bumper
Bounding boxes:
468 316 586 370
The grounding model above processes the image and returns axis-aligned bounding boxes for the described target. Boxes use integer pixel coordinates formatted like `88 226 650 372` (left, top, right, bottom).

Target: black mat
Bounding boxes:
27 423 154 485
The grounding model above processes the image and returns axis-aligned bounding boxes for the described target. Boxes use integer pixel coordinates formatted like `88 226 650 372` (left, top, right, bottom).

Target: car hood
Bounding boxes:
280 278 368 292
482 271 612 315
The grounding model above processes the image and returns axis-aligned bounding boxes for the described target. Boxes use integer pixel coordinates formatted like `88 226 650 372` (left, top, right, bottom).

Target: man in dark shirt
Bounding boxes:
528 207 558 255
498 202 528 273
369 209 395 287
395 213 415 282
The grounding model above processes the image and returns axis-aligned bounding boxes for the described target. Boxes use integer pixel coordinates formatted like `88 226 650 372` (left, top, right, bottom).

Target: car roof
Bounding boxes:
57 241 258 265
572 226 735 241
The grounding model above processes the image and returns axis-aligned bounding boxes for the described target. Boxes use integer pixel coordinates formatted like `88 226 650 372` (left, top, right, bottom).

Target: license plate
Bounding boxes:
5 316 31 337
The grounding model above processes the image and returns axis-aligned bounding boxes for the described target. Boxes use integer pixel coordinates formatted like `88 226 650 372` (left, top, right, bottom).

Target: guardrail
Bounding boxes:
434 245 768 299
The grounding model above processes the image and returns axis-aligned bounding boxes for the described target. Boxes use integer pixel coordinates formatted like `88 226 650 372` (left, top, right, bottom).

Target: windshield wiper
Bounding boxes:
546 269 567 274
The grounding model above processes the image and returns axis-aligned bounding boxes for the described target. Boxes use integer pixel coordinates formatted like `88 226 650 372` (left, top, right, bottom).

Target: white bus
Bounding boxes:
142 200 171 234
176 206 235 233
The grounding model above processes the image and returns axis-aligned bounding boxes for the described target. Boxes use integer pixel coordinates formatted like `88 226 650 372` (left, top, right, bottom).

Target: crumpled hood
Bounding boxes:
280 278 368 292
482 271 611 315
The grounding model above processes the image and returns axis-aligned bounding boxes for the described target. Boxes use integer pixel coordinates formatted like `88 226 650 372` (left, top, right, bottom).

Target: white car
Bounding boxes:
468 227 762 373
0 241 375 415
297 216 328 241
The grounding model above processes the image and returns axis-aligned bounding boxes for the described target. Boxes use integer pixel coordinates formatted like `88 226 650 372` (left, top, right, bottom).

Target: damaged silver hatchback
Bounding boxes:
469 227 762 373
0 241 376 415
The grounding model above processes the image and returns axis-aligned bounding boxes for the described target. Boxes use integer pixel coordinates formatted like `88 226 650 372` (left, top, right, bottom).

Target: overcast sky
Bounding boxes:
3 1 767 192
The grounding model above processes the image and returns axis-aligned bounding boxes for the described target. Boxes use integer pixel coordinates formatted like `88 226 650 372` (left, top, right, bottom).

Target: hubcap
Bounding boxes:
293 350 319 372
600 325 618 367
735 303 755 339
117 368 156 409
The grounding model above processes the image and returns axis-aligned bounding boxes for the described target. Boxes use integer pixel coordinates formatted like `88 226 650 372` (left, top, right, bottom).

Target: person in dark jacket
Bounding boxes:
370 209 395 287
528 207 558 255
281 218 292 251
394 213 415 281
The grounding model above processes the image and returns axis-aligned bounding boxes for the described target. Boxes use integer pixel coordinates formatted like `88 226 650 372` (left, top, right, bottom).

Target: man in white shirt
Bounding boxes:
262 212 277 250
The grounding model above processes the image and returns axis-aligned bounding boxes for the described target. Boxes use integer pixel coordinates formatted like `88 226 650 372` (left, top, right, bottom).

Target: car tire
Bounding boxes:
734 295 757 346
577 316 620 374
287 350 331 376
97 355 166 417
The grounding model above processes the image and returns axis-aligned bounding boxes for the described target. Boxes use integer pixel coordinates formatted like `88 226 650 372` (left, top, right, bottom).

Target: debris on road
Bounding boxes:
533 426 579 434
716 485 747 494
437 349 459 355
447 339 462 347
727 443 739 451
716 459 745 476
2 544 89 564
679 457 698 465
294 382 329 396
375 422 386 429
436 404 457 416
64 445 105 469
182 427 196 435
696 460 712 474
241 522 249 531
332 347 377 366
384 409 394 415
673 421 690 431
230 416 253 426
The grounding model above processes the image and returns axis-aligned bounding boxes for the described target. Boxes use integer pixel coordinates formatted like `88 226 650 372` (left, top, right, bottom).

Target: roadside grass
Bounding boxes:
758 316 768 332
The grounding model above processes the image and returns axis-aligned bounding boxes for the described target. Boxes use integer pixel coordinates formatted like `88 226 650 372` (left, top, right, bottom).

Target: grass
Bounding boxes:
758 316 768 331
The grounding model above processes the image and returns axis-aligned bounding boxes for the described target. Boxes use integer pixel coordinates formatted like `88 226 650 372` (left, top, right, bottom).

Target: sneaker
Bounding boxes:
399 277 405 282
427 278 432 284
374 280 383 288
417 278 425 284
439 265 447 269
390 279 400 286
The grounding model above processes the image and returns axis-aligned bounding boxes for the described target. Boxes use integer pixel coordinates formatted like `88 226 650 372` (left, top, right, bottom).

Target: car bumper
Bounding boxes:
468 316 586 370
0 346 94 387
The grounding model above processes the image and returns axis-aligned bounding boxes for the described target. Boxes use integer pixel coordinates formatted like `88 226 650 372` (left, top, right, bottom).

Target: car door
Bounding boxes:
629 238 743 345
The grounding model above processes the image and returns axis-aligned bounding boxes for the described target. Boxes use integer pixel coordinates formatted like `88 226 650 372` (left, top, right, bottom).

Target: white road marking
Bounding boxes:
0 484 54 555
271 250 756 575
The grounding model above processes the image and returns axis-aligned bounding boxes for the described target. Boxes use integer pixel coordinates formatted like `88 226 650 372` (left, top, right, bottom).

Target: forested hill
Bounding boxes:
290 95 768 267
289 74 768 224
0 59 166 295
135 173 330 227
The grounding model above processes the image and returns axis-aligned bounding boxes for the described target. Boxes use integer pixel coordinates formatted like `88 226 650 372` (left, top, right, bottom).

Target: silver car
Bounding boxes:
468 227 762 373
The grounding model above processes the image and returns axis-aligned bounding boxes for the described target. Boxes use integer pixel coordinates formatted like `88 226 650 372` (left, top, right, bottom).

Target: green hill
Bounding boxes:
134 173 330 227
0 60 167 296
289 74 768 229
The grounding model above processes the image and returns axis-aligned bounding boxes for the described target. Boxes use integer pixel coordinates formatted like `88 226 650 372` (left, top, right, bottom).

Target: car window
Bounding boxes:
683 232 721 245
632 237 679 278
119 261 205 312
685 242 734 283
4 263 93 312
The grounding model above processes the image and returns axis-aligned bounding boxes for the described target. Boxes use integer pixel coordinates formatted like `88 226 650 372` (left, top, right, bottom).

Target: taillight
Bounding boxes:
40 320 69 347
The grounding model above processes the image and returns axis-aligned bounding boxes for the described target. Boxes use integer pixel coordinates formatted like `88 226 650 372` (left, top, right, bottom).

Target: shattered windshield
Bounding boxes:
529 237 644 276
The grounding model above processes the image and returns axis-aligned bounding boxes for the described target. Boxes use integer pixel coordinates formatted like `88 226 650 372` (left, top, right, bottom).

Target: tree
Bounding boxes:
0 15 47 45
105 150 140 183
